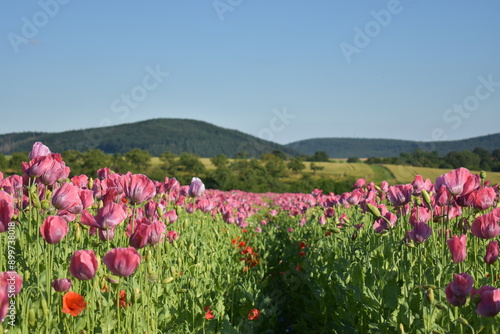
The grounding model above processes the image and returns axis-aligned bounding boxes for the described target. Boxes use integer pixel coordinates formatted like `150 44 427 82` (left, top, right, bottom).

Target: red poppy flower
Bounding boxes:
119 290 128 308
247 308 260 320
204 306 214 320
62 291 86 316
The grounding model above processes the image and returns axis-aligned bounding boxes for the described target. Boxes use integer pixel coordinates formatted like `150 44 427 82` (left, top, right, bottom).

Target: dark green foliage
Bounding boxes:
308 151 329 162
287 133 500 158
0 153 7 170
365 147 500 172
9 152 29 170
346 157 361 163
0 119 299 158
287 157 306 174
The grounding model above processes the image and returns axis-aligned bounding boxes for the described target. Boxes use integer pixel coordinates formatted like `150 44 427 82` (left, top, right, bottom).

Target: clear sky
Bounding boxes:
1 0 499 145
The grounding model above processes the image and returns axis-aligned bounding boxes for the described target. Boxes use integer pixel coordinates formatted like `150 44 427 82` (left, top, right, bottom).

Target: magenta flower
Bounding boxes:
52 278 72 292
0 288 7 322
80 201 127 230
473 187 497 211
484 241 499 265
473 286 500 317
471 212 500 239
163 210 178 224
409 207 431 225
188 177 205 197
387 184 413 206
39 153 69 185
166 230 179 243
52 183 83 214
120 173 156 204
445 273 474 306
0 271 23 296
102 247 142 277
447 234 467 263
435 167 479 197
28 142 51 160
40 215 69 244
69 250 99 280
0 191 14 233
407 222 432 243
373 212 396 233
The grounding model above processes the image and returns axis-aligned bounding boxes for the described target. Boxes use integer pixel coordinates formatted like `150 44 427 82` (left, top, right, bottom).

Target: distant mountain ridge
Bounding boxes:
0 118 299 157
286 134 500 158
1 118 498 158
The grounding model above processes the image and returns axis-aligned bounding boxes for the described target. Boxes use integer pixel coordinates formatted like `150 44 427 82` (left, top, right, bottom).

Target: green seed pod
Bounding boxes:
426 288 434 304
41 199 51 210
32 195 41 209
41 298 49 316
366 203 381 218
23 270 30 282
74 224 81 242
29 308 36 327
104 274 120 284
414 197 422 206
29 184 38 195
162 277 174 284
435 303 447 310
156 205 163 217
421 189 431 207
133 288 140 303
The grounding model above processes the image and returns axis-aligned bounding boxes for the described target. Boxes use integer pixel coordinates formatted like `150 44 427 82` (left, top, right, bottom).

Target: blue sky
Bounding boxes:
1 0 499 145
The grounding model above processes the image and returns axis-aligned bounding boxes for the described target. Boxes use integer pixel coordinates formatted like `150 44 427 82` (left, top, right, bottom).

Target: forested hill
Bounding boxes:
0 118 299 157
286 134 500 158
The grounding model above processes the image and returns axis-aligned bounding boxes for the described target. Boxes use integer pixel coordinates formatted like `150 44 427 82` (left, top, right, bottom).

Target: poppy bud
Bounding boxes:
41 298 49 316
41 199 51 210
366 203 381 218
104 274 120 284
162 277 174 284
421 189 431 207
133 288 140 303
88 177 94 190
480 171 486 180
24 270 30 282
29 309 36 327
32 195 41 209
426 288 434 304
75 224 81 242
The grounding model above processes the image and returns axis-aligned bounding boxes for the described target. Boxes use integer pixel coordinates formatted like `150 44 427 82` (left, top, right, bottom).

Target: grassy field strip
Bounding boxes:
383 164 500 184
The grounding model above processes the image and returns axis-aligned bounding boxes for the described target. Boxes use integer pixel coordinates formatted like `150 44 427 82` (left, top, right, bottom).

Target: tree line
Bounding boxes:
362 147 500 172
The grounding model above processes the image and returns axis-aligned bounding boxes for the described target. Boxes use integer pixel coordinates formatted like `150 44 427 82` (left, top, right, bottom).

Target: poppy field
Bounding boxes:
1 142 500 333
